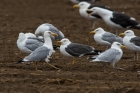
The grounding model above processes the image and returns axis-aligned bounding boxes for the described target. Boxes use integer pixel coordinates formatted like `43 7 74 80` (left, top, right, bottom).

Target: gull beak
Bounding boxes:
86 9 93 17
51 33 58 36
73 4 79 8
121 45 127 49
89 31 95 34
57 41 62 44
86 9 93 12
119 33 125 37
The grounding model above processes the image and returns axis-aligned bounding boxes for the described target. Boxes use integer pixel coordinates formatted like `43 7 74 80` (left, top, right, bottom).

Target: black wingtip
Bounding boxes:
87 55 98 60
17 60 24 63
53 45 60 50
135 25 140 29
94 50 102 54
84 50 102 55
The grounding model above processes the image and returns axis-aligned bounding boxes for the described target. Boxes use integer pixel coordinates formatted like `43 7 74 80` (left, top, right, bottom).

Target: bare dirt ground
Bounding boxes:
0 0 140 93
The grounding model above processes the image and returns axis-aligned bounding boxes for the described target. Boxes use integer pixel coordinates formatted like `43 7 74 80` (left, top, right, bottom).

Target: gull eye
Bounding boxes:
95 30 98 32
48 32 51 34
117 43 120 46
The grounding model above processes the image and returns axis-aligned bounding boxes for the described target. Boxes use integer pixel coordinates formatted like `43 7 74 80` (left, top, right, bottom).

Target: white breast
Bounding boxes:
60 45 73 57
123 36 140 52
94 34 111 46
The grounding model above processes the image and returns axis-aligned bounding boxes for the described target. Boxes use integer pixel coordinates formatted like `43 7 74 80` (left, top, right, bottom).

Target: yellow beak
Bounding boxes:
73 5 79 8
87 9 93 17
57 41 62 44
121 45 127 49
89 31 95 34
86 9 92 12
119 33 125 37
51 33 58 36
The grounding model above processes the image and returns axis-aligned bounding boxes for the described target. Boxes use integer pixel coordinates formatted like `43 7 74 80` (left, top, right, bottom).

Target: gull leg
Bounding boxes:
134 52 136 61
46 62 60 70
92 21 96 29
71 59 75 65
115 30 119 36
35 62 38 71
45 58 60 70
34 62 42 71
136 52 139 61
112 62 124 70
115 67 125 71
86 38 89 45
89 21 96 29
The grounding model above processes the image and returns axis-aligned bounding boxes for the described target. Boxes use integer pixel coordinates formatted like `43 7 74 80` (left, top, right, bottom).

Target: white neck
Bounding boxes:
96 8 112 18
125 35 136 38
111 44 122 52
43 36 53 48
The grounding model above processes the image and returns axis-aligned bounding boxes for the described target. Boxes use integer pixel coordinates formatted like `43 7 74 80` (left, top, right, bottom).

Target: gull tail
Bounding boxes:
53 45 60 50
87 55 98 60
84 50 102 56
134 24 140 29
17 60 25 63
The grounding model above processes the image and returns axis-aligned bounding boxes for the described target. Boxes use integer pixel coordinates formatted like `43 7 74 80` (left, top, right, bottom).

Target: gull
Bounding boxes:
87 7 140 35
35 23 65 41
17 32 59 54
89 42 126 70
57 38 102 64
17 32 43 54
18 31 60 70
73 2 113 29
89 27 123 48
119 30 140 61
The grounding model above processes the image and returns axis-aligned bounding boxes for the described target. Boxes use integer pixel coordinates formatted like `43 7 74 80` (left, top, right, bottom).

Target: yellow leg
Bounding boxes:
35 62 38 71
46 62 60 70
34 62 42 72
71 60 75 65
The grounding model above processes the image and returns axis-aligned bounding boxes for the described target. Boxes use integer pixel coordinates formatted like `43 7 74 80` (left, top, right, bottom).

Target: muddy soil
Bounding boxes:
0 0 140 93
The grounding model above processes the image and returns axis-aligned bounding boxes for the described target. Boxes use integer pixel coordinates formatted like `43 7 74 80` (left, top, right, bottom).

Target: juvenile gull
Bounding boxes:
57 38 102 64
119 30 140 60
87 7 140 35
73 2 113 29
18 31 60 70
35 23 65 41
89 42 126 69
89 27 123 48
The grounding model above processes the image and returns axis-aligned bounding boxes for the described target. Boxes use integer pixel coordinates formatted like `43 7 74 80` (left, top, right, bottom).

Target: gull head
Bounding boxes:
57 38 71 45
124 30 135 36
18 32 25 39
73 2 90 9
25 32 36 38
89 27 105 34
87 7 99 16
112 42 126 49
44 31 58 37
119 30 135 37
